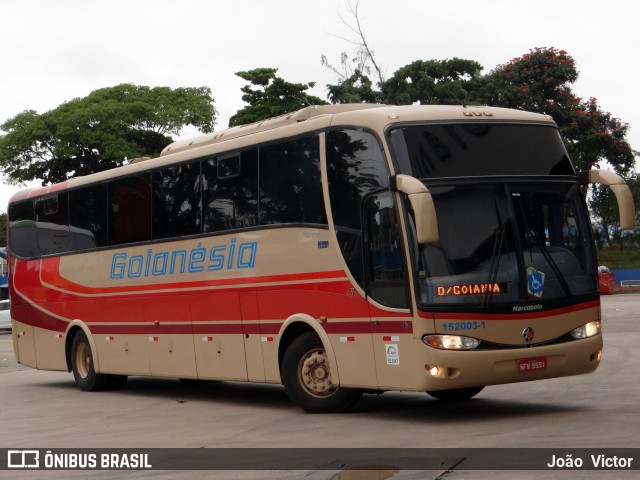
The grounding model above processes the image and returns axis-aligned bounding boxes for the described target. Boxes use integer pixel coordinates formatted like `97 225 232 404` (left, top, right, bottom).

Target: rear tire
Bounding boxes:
70 330 110 391
282 331 361 413
427 386 484 401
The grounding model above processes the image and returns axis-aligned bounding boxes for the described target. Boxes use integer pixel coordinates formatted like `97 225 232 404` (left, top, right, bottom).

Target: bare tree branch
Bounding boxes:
322 0 385 84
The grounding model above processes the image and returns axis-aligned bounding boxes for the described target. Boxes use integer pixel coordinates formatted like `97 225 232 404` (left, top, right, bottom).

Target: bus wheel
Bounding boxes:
282 331 361 413
71 331 110 391
427 386 484 401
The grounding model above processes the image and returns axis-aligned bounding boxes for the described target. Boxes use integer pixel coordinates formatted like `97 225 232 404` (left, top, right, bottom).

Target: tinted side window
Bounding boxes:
110 174 151 245
8 200 36 258
69 184 108 250
34 193 71 255
259 136 326 225
152 162 201 239
326 129 389 288
364 191 408 308
203 149 259 232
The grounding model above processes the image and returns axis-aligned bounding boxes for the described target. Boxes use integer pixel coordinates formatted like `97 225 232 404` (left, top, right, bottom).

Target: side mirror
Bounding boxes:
390 174 439 244
579 169 636 230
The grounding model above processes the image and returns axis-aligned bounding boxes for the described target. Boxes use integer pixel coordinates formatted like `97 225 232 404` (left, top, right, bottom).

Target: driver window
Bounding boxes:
363 191 409 308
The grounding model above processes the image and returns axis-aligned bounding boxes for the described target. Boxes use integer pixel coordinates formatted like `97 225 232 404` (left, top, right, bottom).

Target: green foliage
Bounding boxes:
325 58 482 106
229 68 327 127
596 247 640 269
381 58 483 105
326 69 380 104
0 84 216 185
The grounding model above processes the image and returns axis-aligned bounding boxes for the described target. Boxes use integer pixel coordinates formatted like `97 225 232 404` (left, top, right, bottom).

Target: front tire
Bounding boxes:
70 330 110 391
282 332 361 413
427 386 484 401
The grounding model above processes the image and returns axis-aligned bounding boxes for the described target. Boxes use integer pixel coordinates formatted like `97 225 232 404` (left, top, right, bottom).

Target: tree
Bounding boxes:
326 69 381 104
381 58 483 105
229 68 327 127
0 84 216 185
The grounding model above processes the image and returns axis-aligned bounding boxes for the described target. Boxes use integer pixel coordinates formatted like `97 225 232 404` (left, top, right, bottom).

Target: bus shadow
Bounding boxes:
42 375 586 422
352 391 586 423
42 375 294 411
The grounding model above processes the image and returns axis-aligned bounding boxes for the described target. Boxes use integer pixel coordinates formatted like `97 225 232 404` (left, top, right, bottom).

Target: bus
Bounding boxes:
6 104 635 413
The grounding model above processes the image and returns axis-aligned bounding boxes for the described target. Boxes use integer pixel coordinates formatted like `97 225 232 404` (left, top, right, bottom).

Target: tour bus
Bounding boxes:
6 104 635 413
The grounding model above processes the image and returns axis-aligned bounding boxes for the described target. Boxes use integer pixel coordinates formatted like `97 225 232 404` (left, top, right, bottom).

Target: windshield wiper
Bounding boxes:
525 228 572 298
482 200 506 307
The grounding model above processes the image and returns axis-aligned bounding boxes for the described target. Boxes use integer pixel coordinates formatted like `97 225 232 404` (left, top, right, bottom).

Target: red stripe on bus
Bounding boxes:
13 302 69 333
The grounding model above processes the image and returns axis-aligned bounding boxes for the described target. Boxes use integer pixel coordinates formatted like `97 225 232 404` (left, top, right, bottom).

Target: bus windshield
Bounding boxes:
414 181 598 307
389 122 597 308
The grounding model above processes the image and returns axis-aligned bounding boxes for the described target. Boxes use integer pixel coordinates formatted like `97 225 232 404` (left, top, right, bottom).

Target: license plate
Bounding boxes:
518 356 547 372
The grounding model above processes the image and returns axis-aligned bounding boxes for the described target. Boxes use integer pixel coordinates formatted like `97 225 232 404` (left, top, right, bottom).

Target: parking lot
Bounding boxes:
1 294 639 479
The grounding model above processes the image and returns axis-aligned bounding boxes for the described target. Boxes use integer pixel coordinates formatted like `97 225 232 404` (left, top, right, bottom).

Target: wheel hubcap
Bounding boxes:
299 349 336 397
75 343 90 379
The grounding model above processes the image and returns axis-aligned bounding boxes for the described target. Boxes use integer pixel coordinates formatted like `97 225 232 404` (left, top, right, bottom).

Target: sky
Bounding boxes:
1 0 639 213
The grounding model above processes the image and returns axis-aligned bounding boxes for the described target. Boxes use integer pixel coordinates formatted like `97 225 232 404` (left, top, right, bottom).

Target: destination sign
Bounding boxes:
436 283 507 297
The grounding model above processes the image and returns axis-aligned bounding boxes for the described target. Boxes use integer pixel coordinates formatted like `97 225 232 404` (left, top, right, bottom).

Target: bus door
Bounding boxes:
363 191 413 389
240 292 266 382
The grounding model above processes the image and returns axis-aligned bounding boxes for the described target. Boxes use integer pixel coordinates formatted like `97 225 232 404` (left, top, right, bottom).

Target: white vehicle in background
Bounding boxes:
0 297 10 330
0 248 9 330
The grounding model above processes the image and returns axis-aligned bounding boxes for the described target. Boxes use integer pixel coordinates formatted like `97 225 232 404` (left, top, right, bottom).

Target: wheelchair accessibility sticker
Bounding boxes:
527 267 545 298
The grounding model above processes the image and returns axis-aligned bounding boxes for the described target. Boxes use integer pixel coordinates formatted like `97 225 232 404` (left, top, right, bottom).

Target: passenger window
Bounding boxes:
203 149 259 232
69 184 108 249
259 136 326 225
109 174 151 245
34 193 71 255
8 200 36 258
152 162 201 240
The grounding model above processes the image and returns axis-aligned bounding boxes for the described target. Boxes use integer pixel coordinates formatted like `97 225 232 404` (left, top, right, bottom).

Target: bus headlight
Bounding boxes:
570 321 601 339
422 334 480 350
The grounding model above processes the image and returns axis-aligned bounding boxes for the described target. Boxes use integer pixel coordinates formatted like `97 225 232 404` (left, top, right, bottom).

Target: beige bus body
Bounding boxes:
9 104 634 412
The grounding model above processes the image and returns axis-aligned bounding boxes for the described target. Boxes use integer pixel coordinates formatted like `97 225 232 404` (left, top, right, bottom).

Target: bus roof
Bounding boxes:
161 104 554 157
8 104 555 204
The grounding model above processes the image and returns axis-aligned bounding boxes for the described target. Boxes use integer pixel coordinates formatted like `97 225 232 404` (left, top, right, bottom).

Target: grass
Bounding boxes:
596 246 640 269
